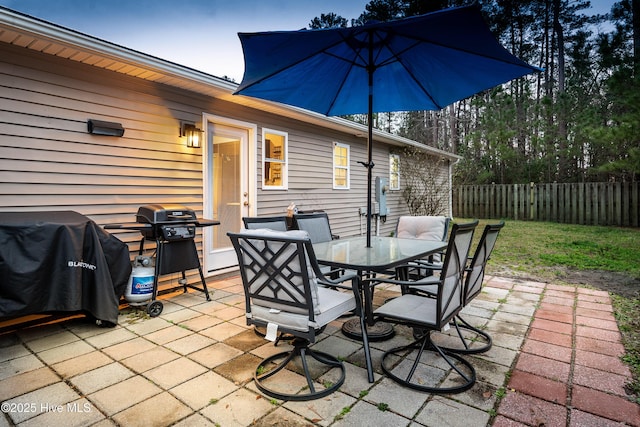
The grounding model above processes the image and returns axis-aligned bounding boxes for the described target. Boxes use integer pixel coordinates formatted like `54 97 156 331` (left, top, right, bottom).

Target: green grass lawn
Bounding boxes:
455 219 640 401
474 219 640 280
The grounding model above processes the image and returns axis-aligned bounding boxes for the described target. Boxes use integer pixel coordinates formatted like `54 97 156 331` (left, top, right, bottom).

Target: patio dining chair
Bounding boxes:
403 221 505 354
364 220 478 393
394 215 450 280
432 221 505 354
243 216 292 341
293 212 345 278
242 216 288 231
293 212 338 243
227 228 372 401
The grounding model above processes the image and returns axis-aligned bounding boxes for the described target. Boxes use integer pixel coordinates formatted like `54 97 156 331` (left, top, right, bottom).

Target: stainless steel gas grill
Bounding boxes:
105 204 219 316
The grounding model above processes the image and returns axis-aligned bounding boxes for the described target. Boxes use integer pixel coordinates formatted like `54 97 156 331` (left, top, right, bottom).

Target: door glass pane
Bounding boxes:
212 137 240 249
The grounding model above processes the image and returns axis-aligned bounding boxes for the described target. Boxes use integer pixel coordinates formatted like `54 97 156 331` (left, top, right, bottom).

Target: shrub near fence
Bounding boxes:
453 182 640 227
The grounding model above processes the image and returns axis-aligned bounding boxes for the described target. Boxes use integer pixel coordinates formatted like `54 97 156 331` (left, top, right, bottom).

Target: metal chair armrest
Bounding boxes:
363 275 441 302
318 272 359 290
409 259 443 270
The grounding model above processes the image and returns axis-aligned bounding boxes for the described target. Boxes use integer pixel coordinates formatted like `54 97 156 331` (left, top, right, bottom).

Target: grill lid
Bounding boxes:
136 204 197 224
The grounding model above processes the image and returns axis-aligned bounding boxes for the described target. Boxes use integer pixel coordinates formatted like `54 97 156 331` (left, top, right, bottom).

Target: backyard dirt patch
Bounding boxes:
558 269 640 299
489 266 640 299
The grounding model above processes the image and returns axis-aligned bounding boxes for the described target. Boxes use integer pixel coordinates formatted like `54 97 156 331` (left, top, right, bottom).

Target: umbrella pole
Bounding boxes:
366 100 373 248
366 35 374 248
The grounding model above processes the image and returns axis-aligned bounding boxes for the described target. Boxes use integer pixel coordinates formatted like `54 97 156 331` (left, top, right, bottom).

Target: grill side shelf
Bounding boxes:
104 223 152 230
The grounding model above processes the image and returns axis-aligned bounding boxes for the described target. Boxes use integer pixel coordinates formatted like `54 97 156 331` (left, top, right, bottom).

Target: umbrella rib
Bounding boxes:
324 28 377 70
380 37 445 109
394 29 539 69
367 17 540 71
323 28 404 114
323 50 367 68
378 32 538 110
321 30 374 114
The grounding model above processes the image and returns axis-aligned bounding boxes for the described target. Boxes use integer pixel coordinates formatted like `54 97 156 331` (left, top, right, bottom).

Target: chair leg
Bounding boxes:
433 315 492 354
254 338 346 401
359 307 375 383
381 331 476 394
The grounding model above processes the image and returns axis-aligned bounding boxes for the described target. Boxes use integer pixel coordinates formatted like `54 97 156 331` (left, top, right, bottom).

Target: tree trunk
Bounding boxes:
448 104 457 153
554 0 569 181
634 0 640 74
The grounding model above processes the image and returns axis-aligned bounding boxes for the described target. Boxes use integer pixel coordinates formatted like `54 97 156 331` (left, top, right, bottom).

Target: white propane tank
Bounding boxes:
125 256 155 304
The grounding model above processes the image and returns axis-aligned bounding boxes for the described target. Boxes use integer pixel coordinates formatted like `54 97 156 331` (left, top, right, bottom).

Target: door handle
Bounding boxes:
243 201 250 206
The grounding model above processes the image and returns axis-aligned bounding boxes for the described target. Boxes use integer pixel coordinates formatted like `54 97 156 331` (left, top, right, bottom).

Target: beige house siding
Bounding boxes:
252 121 440 239
1 43 215 292
1 43 204 226
1 27 456 282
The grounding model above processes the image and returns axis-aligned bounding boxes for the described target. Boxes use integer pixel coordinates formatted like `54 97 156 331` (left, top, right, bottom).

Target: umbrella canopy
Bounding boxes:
235 5 540 246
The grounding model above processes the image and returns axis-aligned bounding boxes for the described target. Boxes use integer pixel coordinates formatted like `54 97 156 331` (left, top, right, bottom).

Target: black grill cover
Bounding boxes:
0 211 131 325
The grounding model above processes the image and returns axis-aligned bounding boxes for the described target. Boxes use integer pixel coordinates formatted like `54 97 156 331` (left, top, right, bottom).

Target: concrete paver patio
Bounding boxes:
1 275 638 426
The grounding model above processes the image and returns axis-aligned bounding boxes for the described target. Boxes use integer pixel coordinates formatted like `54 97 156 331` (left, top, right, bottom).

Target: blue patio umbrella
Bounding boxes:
234 5 540 247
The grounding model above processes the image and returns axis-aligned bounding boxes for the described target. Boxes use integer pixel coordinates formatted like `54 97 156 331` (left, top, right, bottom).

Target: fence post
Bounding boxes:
577 183 584 225
567 184 580 224
615 182 622 226
607 183 614 225
585 182 592 225
622 182 629 226
530 182 535 220
633 182 639 227
566 184 572 224
501 185 507 219
592 182 597 225
544 183 550 221
559 183 565 223
512 184 518 220
551 183 557 222
489 183 494 219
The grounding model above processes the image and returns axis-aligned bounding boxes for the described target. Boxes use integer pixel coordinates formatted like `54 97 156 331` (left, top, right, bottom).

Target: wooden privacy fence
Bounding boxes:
453 182 640 227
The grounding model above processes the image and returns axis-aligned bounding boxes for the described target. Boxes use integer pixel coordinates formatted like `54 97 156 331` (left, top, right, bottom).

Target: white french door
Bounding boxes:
202 115 256 273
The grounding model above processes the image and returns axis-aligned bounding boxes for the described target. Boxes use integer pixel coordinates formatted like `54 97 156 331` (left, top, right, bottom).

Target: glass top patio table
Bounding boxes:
312 236 447 273
313 236 447 347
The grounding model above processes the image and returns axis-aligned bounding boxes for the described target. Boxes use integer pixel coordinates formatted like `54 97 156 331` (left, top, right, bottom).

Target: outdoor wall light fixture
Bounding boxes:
180 122 202 148
87 119 125 137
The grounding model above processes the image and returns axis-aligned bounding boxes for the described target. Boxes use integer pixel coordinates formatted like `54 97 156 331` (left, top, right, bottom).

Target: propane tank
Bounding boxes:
125 256 155 304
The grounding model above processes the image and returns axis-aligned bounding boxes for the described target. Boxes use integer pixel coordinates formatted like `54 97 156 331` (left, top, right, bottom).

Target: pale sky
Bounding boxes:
0 0 616 82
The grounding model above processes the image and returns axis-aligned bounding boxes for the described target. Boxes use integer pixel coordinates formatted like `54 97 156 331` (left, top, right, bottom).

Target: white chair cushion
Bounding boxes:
374 294 438 327
397 216 447 241
397 216 448 264
249 286 356 332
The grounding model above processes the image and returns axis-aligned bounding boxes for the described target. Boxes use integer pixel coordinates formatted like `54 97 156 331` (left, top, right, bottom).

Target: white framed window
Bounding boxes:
389 153 400 190
262 129 287 189
333 142 350 189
